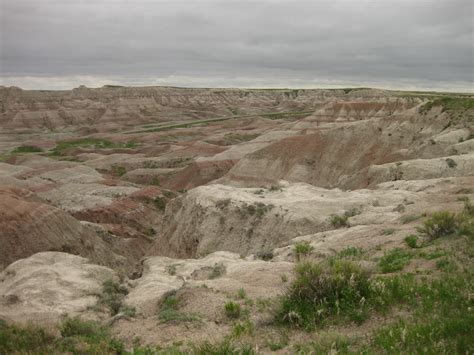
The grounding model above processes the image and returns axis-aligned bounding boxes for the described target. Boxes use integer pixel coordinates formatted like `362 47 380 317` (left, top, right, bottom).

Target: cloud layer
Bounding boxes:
1 0 472 91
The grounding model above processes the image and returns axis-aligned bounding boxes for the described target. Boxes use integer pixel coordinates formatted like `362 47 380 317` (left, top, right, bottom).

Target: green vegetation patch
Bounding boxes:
157 291 200 323
293 241 314 261
378 248 412 273
11 145 43 153
0 317 124 354
276 260 374 329
50 137 137 156
223 133 260 145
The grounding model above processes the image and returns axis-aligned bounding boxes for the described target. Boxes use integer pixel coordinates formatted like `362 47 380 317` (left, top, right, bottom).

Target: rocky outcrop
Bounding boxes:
0 252 117 324
147 182 419 258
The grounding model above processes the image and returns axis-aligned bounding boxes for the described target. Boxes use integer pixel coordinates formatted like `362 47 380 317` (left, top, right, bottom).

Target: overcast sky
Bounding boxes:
0 0 473 91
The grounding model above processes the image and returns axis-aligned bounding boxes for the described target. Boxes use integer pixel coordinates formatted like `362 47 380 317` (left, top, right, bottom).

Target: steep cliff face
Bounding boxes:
219 106 472 189
0 187 127 270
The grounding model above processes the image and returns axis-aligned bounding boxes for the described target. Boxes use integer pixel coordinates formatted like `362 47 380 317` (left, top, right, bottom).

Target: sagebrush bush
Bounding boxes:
417 211 458 240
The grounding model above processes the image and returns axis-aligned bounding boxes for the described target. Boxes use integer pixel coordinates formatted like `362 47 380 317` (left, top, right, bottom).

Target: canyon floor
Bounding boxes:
0 86 473 354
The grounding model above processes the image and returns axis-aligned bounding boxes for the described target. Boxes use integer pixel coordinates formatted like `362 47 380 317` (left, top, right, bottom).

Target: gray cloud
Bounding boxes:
0 0 473 90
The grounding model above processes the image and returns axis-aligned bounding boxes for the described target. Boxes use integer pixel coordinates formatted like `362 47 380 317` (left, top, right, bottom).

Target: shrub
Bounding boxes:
446 158 457 168
417 211 458 240
404 235 418 248
255 250 273 261
378 249 412 273
329 214 349 228
224 301 241 319
276 260 372 329
293 241 314 260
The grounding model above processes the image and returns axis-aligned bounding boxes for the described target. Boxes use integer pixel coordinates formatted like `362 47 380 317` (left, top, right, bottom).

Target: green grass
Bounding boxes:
276 260 374 329
0 317 124 354
378 248 412 273
224 301 241 319
367 274 474 354
336 247 364 259
157 292 200 323
231 320 254 337
11 145 43 153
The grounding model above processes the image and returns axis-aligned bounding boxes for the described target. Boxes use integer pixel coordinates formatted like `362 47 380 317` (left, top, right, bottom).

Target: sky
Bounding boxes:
0 0 473 91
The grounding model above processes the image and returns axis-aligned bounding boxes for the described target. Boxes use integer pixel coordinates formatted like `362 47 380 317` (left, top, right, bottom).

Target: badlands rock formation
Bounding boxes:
0 86 472 351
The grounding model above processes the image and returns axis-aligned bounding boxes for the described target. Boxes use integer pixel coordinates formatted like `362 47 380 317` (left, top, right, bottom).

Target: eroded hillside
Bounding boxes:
0 86 473 353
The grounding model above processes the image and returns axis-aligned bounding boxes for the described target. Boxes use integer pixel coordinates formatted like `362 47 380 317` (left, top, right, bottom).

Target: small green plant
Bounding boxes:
293 241 314 260
237 288 247 299
329 214 349 228
12 145 43 153
281 274 288 283
167 264 178 275
224 301 241 319
417 211 458 240
446 158 457 168
404 234 418 248
378 248 412 273
382 228 396 235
